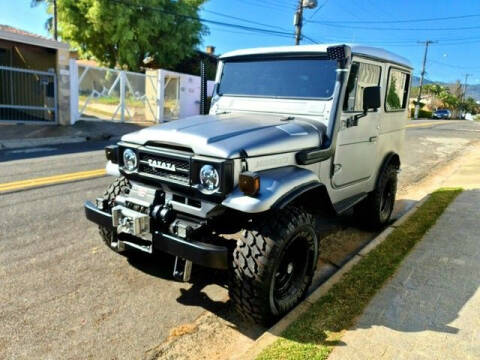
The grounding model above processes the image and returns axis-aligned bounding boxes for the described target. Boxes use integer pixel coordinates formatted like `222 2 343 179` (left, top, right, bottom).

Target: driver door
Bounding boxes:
332 60 382 188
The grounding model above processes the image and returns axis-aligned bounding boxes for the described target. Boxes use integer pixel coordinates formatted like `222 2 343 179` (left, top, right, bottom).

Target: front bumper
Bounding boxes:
84 201 228 269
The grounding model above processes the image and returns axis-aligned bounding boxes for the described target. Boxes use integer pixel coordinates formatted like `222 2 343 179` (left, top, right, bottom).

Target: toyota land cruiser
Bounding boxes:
84 44 412 324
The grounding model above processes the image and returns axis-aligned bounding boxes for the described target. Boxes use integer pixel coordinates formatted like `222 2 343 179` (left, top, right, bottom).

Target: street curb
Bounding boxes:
236 194 431 360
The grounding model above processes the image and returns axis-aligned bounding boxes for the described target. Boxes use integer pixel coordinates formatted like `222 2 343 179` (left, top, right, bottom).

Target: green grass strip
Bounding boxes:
257 188 463 360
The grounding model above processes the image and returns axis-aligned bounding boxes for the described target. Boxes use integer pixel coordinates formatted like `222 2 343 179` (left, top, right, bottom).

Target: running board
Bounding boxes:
333 192 367 214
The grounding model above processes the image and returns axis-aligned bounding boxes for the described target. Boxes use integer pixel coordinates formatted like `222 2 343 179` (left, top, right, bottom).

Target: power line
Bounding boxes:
107 0 296 39
201 8 289 32
313 22 480 31
308 13 480 24
429 59 480 70
308 0 329 20
231 0 295 13
302 33 319 44
208 25 295 40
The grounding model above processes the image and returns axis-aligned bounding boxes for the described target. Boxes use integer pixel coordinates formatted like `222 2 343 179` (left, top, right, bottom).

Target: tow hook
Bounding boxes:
173 257 193 282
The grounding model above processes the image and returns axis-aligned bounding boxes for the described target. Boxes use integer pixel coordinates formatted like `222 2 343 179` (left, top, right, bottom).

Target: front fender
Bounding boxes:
106 161 120 177
222 166 321 213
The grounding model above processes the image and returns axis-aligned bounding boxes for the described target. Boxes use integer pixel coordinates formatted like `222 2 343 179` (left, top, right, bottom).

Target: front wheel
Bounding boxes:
228 207 318 325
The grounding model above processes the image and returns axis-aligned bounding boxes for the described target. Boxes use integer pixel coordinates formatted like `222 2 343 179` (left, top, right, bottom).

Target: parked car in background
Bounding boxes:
432 109 451 119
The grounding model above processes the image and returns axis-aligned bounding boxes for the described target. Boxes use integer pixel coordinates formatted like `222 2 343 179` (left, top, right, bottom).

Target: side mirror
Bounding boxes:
363 86 381 113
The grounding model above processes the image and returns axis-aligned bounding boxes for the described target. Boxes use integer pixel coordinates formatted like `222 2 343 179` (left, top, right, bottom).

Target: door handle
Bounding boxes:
369 136 378 142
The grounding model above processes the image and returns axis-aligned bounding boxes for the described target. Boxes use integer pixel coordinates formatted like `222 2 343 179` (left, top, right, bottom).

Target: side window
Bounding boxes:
386 69 410 111
343 61 381 112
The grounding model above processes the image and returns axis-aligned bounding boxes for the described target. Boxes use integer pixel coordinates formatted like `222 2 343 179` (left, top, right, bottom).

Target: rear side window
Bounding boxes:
343 62 381 112
386 69 410 111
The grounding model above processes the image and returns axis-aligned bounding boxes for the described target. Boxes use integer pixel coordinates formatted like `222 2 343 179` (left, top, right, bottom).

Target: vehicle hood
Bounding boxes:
121 113 325 158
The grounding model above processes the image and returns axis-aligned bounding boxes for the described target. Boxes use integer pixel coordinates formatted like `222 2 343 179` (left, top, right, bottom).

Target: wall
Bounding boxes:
178 72 215 119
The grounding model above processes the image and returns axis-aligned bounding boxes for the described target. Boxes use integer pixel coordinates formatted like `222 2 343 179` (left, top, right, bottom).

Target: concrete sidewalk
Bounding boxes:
0 121 148 149
329 189 480 360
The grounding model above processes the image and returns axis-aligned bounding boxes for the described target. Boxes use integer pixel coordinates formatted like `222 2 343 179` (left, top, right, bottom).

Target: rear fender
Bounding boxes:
222 166 321 213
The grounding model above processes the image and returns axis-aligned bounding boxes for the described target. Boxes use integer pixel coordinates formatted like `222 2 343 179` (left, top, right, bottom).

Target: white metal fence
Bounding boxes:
0 66 57 123
70 61 158 124
69 60 214 125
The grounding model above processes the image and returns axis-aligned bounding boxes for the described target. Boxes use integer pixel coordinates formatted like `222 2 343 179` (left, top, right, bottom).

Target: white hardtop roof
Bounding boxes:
220 44 412 69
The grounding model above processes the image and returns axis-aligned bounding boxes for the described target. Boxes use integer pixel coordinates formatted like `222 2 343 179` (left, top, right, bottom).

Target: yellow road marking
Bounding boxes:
0 168 106 193
407 120 453 128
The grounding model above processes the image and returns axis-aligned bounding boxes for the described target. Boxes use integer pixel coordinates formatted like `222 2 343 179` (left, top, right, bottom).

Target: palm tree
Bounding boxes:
31 0 57 40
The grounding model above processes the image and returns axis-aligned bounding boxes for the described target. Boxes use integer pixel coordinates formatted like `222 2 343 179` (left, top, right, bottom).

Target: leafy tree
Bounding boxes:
463 97 479 114
439 90 459 111
36 0 207 71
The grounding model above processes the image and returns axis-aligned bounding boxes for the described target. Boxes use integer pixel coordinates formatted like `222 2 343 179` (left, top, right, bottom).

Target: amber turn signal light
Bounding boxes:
239 172 260 196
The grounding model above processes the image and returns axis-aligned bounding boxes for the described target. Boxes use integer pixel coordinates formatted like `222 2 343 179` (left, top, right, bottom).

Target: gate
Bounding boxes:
72 62 158 124
69 60 215 125
0 66 57 123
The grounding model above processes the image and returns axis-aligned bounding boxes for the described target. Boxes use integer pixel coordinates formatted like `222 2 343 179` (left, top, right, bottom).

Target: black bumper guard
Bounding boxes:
84 201 228 269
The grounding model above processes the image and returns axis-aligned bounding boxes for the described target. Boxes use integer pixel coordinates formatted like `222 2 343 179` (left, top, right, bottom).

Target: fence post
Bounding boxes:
120 71 126 122
69 59 79 125
158 69 165 123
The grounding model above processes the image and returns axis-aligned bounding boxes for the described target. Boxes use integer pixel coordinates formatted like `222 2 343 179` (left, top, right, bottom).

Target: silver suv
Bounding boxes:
85 44 412 324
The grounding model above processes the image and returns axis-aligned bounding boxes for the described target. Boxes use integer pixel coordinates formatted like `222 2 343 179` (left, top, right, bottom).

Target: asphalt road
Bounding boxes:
1 120 479 359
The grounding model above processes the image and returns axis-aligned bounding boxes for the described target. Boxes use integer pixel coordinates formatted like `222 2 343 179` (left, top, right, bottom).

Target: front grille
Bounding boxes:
138 151 190 185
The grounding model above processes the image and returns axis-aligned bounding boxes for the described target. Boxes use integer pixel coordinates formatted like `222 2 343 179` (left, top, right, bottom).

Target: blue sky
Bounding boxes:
3 0 480 84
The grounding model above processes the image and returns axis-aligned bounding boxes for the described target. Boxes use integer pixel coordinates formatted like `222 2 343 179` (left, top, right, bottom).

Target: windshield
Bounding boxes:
217 57 338 99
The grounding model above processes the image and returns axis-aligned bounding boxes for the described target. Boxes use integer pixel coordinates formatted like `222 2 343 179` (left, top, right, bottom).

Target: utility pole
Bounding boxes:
461 73 472 117
463 73 472 101
53 0 58 40
294 0 304 45
294 0 317 45
414 40 436 119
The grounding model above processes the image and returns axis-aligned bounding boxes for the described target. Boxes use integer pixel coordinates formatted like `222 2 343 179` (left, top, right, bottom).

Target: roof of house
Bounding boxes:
0 24 69 50
220 44 412 69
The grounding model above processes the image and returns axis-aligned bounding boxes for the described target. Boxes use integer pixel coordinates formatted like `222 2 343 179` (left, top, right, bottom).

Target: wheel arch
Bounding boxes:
273 182 335 215
222 166 331 214
376 152 400 188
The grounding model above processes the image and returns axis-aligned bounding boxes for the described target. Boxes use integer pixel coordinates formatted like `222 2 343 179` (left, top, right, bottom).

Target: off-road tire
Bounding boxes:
99 177 131 252
229 207 318 325
355 164 398 229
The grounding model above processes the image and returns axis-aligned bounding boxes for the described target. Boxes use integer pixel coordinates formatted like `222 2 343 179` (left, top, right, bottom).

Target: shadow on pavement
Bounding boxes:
123 199 417 341
126 248 267 339
0 140 115 162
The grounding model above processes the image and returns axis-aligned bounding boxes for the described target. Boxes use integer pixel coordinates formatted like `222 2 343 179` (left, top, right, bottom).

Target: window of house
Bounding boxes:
343 61 381 112
385 68 410 111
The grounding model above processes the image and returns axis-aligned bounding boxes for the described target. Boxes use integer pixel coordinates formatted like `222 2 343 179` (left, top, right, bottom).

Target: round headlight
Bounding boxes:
199 164 219 192
123 149 137 171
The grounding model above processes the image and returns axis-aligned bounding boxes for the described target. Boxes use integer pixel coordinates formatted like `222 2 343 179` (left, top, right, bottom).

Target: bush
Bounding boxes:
410 109 433 119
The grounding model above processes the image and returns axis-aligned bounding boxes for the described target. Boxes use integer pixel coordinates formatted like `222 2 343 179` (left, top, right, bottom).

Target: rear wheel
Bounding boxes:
99 177 131 252
229 207 318 325
355 164 398 229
